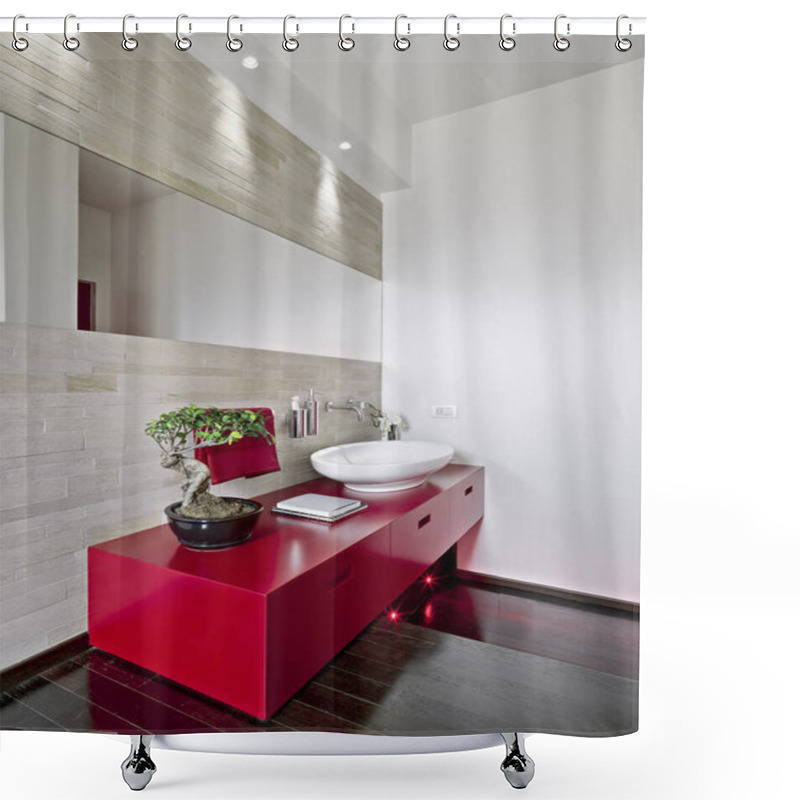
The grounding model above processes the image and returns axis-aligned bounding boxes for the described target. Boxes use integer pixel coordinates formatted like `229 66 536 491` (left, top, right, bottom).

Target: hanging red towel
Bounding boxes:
194 408 280 484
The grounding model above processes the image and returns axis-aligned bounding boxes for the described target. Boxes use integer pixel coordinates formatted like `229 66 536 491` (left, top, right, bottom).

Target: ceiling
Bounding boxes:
190 34 640 197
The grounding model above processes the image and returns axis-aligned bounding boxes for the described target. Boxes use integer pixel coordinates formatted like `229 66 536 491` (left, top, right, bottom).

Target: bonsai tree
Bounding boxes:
145 405 273 519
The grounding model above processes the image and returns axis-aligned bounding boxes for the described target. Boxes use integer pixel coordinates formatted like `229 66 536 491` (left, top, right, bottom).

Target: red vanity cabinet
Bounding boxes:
265 524 392 715
389 468 485 594
89 547 269 716
451 469 485 536
88 464 483 719
389 492 452 592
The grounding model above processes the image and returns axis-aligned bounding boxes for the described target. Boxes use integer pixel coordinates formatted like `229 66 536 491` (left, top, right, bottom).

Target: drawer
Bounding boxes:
451 469 485 536
332 531 396 651
389 492 452 594
266 525 391 716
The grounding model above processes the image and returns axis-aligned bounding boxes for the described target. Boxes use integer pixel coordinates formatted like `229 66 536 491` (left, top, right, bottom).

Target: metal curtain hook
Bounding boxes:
394 14 410 51
615 14 632 52
443 14 460 51
175 14 192 51
121 14 138 51
553 14 570 51
226 15 243 51
63 13 80 51
499 14 516 51
338 14 355 51
282 15 299 51
12 14 29 51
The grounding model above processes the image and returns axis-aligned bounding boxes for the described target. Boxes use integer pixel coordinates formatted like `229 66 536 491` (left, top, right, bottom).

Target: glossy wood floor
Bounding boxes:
0 578 638 736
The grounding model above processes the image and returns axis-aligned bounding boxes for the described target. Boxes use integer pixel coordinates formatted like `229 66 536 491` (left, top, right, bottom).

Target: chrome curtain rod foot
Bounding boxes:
121 735 157 791
500 733 535 789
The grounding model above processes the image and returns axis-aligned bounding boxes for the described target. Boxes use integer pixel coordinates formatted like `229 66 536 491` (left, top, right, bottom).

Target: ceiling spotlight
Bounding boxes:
338 141 353 151
242 56 259 69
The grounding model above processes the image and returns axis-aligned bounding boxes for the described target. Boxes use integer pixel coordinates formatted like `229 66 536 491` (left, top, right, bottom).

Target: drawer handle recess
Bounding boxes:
330 563 354 589
464 485 474 496
418 514 432 529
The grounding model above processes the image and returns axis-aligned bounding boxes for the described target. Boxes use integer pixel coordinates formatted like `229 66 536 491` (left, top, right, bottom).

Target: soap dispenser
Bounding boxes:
289 396 306 439
306 389 319 436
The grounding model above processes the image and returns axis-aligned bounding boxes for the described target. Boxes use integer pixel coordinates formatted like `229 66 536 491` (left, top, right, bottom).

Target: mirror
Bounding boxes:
1 111 382 363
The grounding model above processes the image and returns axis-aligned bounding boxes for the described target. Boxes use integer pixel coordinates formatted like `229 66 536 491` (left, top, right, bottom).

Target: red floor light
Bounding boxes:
424 603 433 620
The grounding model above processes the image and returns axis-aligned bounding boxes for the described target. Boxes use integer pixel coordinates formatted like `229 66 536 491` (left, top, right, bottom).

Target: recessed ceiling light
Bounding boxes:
338 141 353 151
242 56 259 70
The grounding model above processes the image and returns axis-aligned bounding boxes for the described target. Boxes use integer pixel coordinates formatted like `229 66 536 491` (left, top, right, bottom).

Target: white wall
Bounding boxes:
109 191 382 362
1 113 78 328
78 204 112 332
383 63 643 602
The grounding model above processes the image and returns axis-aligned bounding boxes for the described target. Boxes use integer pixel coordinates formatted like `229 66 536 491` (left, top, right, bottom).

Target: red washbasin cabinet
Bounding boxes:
88 464 484 719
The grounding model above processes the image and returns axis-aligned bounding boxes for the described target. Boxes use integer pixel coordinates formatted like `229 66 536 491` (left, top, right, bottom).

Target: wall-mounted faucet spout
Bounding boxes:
325 398 365 422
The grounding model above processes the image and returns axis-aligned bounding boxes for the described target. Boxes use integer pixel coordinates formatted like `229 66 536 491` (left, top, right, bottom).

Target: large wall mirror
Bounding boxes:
2 112 382 363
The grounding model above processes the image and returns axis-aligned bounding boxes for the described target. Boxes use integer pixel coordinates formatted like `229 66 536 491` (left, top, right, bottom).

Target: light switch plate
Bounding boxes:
431 405 457 418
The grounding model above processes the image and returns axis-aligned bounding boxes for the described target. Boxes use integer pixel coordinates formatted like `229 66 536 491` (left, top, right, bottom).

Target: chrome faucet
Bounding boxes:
325 397 365 422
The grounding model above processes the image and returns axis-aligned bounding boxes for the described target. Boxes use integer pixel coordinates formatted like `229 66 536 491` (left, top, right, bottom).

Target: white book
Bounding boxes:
274 493 363 519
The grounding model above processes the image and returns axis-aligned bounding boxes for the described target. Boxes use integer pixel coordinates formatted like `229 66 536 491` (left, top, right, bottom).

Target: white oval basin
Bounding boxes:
311 440 455 492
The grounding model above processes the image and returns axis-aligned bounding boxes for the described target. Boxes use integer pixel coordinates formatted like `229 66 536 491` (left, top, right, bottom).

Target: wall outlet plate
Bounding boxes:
432 405 457 418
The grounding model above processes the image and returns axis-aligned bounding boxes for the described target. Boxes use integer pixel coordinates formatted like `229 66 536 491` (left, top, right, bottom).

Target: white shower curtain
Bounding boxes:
1 16 643 796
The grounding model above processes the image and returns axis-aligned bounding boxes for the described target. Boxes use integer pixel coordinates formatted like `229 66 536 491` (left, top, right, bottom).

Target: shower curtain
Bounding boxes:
0 16 643 792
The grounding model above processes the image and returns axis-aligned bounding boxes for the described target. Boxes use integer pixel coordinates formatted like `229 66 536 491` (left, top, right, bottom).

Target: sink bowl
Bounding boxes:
310 440 455 492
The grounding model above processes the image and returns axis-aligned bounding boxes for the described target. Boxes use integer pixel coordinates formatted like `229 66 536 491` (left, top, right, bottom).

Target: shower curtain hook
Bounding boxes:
443 14 460 51
615 15 632 52
175 14 192 51
338 14 355 51
121 14 138 51
394 15 411 51
63 14 80 51
226 15 243 52
499 14 516 51
282 15 299 51
553 14 570 51
11 15 29 52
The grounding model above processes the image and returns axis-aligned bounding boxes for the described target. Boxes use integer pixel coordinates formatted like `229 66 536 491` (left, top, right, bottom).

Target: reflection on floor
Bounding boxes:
0 578 638 735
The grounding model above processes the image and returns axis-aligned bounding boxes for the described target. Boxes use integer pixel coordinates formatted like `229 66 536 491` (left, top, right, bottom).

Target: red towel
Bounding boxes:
194 408 280 485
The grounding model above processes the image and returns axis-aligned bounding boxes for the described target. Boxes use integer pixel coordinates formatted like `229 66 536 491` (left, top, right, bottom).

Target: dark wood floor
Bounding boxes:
406 579 639 680
1 578 638 737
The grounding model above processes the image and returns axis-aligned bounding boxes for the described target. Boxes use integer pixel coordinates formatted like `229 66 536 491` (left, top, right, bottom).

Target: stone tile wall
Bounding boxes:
0 322 381 670
0 34 382 278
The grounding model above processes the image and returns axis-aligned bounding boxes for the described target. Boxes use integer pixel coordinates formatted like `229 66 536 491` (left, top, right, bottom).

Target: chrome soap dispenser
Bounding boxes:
289 396 306 439
306 389 318 436
288 390 319 439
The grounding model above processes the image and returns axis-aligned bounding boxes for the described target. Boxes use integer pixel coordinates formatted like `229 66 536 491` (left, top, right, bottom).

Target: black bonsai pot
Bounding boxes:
164 498 263 550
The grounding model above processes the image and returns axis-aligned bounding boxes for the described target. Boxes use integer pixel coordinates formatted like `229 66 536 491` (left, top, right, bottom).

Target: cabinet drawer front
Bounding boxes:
389 493 452 592
332 533 394 650
451 469 485 536
266 526 391 715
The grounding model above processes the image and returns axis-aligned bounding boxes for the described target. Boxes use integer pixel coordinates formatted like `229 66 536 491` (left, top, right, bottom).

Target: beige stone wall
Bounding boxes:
0 34 381 279
0 322 381 670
